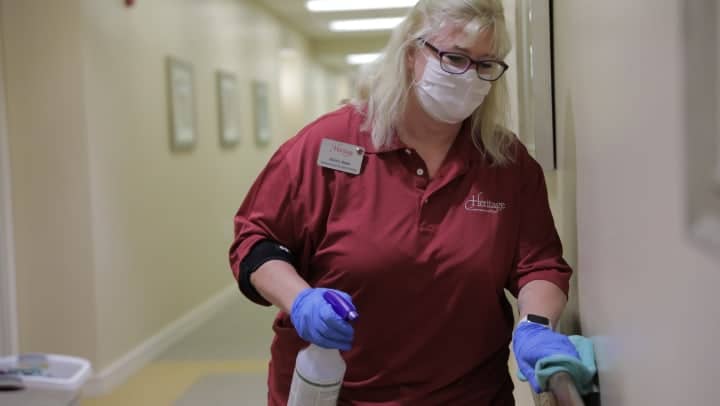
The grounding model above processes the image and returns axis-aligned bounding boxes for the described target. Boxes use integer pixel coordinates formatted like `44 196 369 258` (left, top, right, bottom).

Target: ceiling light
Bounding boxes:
346 53 381 65
307 0 418 12
329 17 405 32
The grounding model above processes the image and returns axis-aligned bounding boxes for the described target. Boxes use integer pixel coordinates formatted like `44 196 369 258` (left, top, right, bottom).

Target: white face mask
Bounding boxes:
414 56 492 124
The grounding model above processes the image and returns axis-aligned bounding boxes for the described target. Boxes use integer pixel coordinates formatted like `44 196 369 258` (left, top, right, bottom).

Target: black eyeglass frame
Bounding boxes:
418 38 509 82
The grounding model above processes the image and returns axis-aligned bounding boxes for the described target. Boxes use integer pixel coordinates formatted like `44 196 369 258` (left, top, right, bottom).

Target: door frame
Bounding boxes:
684 0 720 255
0 6 19 355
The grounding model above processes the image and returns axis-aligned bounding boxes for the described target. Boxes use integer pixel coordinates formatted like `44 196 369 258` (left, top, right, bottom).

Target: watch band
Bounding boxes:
519 314 552 329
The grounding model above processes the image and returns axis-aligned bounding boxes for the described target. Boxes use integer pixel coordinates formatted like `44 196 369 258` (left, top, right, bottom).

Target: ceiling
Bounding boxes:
256 0 413 39
252 0 416 70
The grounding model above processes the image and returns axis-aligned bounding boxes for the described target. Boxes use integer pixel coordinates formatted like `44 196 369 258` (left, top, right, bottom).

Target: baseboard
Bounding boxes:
83 284 238 396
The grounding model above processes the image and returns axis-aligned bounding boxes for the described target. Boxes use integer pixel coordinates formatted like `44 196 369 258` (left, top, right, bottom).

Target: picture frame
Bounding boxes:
166 57 196 150
684 0 720 254
217 70 241 147
251 80 271 145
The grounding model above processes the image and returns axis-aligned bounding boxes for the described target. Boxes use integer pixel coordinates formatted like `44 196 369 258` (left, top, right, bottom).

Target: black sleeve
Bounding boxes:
239 239 297 304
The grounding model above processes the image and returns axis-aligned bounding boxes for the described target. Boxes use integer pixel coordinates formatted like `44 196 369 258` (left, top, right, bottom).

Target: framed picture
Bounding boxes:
217 71 240 147
166 57 196 150
252 80 271 145
684 0 720 254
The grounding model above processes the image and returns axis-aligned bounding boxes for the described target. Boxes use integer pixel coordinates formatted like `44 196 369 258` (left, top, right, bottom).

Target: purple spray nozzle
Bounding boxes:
322 291 359 322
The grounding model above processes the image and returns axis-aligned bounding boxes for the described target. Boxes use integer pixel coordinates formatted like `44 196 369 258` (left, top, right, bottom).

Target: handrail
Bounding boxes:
547 372 584 406
533 371 585 406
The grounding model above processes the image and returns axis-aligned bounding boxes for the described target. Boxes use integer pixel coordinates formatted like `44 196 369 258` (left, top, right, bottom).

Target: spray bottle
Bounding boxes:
287 291 359 406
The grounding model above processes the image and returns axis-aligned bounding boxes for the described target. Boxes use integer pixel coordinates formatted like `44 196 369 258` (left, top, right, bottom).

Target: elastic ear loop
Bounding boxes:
407 38 433 89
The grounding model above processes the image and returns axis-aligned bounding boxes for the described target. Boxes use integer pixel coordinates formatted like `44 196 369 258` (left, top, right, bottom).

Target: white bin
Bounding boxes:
0 354 92 406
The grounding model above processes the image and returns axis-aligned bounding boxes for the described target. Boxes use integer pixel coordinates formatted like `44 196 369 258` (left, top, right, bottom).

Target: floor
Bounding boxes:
80 294 536 405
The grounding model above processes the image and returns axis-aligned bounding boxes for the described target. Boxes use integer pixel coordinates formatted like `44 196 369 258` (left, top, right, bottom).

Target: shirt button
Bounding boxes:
416 168 425 176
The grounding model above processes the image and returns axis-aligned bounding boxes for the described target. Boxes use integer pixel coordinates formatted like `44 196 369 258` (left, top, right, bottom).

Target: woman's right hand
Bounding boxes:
290 288 356 351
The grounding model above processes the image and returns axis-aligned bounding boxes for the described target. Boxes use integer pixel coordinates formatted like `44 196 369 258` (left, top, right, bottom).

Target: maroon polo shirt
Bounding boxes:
229 104 571 405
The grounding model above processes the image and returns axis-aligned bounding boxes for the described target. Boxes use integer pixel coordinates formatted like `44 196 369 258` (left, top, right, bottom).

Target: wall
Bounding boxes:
502 0 519 135
544 0 581 333
82 0 286 370
80 0 348 371
2 0 99 360
501 0 579 332
2 0 347 373
0 0 19 356
554 0 719 403
502 0 577 400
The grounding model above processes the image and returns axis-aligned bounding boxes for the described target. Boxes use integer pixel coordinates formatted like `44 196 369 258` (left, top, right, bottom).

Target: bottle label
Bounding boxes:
287 368 342 406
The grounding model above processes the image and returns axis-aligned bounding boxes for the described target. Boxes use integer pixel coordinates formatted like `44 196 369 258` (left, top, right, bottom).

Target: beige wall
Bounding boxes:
502 0 519 135
81 0 293 370
0 1 19 356
544 1 580 333
2 0 99 360
500 0 579 333
555 0 719 403
3 0 348 372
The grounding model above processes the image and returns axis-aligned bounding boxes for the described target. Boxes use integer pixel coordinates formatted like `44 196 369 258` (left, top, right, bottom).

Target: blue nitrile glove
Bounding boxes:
512 321 581 393
290 288 356 351
517 335 597 395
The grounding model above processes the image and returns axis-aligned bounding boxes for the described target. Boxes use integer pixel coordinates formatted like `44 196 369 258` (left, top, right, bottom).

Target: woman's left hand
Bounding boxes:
512 321 580 393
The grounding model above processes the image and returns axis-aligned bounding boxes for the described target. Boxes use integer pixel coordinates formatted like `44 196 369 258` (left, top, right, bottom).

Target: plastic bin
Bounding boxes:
0 354 92 406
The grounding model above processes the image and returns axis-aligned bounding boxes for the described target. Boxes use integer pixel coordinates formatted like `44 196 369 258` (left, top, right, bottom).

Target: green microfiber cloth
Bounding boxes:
517 335 597 394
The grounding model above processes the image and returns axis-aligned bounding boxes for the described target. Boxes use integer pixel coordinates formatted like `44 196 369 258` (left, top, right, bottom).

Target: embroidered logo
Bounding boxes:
464 192 507 213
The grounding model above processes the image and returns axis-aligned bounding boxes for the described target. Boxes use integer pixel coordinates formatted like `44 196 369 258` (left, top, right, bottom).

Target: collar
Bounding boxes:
360 119 482 166
348 104 485 164
359 129 407 155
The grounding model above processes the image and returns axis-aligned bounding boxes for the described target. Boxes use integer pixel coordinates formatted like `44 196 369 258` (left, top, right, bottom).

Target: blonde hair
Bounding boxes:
352 0 515 166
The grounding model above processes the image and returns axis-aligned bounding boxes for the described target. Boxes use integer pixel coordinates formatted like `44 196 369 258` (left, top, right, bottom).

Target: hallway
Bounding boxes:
79 294 537 405
2 0 720 405
81 294 274 405
78 293 538 405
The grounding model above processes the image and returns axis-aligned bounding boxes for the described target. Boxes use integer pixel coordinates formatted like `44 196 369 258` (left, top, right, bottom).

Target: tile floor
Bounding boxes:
80 294 535 405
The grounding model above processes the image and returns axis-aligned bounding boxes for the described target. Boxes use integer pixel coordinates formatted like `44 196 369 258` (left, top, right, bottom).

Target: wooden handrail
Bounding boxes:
533 372 585 406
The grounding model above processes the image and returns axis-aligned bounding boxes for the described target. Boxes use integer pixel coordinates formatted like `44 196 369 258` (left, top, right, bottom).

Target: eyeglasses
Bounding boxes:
419 39 509 82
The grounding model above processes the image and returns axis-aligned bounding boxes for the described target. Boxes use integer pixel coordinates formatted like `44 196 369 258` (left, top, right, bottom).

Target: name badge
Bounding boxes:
317 139 365 175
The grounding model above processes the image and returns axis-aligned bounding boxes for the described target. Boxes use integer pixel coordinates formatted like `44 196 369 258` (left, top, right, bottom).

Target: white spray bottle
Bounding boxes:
287 290 359 406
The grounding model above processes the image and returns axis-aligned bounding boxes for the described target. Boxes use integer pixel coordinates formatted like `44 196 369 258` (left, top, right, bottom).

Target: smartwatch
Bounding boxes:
520 314 552 329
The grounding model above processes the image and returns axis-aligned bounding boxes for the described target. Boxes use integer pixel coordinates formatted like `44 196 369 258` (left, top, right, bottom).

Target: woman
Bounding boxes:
229 0 579 404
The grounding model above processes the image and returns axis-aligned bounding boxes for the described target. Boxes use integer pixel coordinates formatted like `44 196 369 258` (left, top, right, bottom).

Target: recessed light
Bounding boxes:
307 0 418 12
346 53 381 65
329 17 405 32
